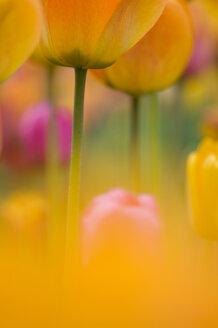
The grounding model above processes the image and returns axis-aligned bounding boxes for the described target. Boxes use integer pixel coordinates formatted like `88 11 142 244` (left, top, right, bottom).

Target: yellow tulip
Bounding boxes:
0 0 42 82
187 138 218 240
39 0 166 69
92 0 193 96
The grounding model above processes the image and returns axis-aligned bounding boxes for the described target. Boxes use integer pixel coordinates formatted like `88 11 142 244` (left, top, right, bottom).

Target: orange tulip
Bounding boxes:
92 0 193 95
39 0 166 69
0 0 42 82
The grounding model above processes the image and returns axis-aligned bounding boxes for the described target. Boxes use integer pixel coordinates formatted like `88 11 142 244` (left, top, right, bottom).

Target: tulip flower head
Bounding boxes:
187 138 218 240
0 0 42 82
82 188 162 266
39 0 166 69
18 101 72 166
92 0 193 96
3 101 72 169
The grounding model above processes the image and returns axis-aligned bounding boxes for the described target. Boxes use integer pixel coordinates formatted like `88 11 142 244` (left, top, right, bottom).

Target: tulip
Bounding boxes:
92 0 193 95
92 0 193 194
0 0 42 82
82 188 162 266
39 0 166 265
19 101 72 166
187 138 218 240
3 102 72 169
39 0 166 70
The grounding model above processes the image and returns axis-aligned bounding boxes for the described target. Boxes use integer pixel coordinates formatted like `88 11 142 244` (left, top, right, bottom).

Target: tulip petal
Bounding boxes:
40 0 166 69
188 138 218 240
0 0 41 82
92 0 193 94
89 0 166 68
40 0 122 67
201 154 218 239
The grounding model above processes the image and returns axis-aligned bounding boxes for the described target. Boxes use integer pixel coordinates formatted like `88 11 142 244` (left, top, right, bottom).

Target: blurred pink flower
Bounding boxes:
82 188 162 266
3 102 72 169
19 101 72 166
185 3 215 76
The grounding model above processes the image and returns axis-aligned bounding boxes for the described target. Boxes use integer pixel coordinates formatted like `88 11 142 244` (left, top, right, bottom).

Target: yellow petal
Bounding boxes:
0 0 42 82
92 0 193 95
187 138 218 240
88 0 166 68
200 154 218 239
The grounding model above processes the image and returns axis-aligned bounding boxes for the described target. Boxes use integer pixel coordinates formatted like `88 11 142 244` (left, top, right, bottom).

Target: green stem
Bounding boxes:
66 68 87 268
149 93 161 196
130 96 140 193
171 83 183 166
46 67 62 259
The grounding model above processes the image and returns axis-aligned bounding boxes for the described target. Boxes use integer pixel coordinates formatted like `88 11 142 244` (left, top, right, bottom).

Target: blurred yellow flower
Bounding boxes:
0 0 42 82
0 190 47 236
187 138 218 239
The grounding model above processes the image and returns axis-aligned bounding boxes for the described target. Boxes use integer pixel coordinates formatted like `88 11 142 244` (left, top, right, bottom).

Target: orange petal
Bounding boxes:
92 0 193 95
40 0 166 68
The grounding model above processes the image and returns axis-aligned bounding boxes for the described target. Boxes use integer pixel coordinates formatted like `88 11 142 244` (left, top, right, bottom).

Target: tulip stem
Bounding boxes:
149 93 161 196
66 68 87 269
130 96 141 193
46 67 62 262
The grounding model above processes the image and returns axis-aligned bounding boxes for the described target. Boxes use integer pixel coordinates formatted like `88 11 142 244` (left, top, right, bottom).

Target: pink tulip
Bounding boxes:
185 3 215 76
18 101 72 167
82 189 162 266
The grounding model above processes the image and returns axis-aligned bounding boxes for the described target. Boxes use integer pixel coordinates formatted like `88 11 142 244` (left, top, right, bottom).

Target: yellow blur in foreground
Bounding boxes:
0 228 217 327
188 138 218 240
0 0 42 82
0 188 217 327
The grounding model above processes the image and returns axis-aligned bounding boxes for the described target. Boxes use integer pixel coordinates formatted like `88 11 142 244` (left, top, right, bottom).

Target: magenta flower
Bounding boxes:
82 188 162 266
18 101 72 167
